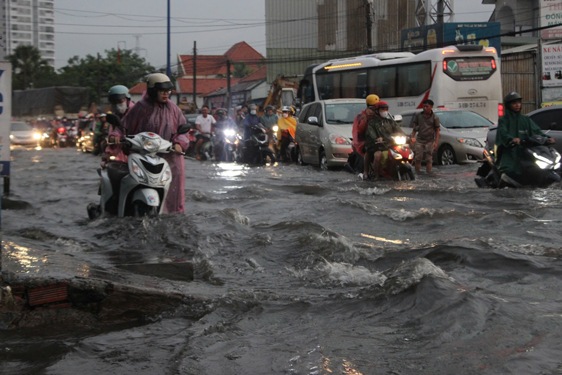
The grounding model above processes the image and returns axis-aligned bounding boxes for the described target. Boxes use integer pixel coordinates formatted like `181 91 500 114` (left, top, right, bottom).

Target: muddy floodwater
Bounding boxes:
3 146 562 375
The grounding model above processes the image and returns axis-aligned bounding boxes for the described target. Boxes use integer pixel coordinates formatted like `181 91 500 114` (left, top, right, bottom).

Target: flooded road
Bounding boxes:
3 146 562 374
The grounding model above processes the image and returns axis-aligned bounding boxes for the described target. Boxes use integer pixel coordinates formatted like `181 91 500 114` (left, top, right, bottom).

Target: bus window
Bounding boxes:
341 70 368 98
317 73 341 100
369 66 396 97
397 62 431 97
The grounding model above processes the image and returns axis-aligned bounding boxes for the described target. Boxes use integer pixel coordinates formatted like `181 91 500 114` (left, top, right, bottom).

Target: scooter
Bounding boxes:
88 120 190 218
237 124 276 165
56 127 68 148
214 126 239 162
369 134 415 181
475 134 561 188
277 129 297 162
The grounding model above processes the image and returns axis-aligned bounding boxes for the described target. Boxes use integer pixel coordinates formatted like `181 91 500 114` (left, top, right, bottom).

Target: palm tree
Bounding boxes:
6 45 51 90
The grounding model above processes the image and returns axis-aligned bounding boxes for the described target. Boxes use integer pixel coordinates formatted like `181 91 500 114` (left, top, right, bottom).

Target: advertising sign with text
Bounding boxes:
542 43 562 87
541 0 562 39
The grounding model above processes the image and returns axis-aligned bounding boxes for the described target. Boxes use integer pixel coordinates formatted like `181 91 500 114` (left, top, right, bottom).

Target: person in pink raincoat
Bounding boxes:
110 73 189 214
105 85 135 163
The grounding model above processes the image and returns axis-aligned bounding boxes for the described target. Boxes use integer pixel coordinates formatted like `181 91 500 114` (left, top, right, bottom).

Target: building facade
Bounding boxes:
1 0 55 66
265 0 417 82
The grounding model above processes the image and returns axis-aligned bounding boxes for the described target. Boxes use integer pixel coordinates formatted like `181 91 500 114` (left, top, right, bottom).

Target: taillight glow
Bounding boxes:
498 103 504 117
491 59 496 69
442 49 455 54
443 61 447 71
58 127 65 133
485 47 496 53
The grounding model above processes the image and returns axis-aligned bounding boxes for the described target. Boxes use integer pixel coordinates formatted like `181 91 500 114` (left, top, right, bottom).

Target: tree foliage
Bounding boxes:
6 45 56 90
232 62 253 78
58 48 156 103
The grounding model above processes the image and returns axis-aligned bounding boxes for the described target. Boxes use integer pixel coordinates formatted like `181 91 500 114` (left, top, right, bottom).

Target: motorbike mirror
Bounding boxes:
105 113 122 128
177 123 191 135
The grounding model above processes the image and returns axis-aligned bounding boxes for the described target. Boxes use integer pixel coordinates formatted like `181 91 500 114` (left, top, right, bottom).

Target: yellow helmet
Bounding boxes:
366 94 380 106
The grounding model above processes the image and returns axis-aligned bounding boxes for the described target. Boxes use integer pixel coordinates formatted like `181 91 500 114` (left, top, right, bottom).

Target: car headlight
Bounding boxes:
10 134 14 139
457 138 483 147
329 133 351 145
272 125 279 132
160 166 172 185
143 138 161 153
33 133 41 140
131 161 148 182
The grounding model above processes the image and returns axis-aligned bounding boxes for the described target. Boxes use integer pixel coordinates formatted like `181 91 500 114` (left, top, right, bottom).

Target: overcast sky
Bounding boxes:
54 0 495 71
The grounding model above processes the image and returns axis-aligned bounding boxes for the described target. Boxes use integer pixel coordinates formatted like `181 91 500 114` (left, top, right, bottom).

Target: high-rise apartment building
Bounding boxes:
0 0 55 66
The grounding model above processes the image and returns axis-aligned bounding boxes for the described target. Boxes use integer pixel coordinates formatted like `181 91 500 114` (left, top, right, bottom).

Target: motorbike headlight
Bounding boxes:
160 166 172 185
272 125 279 132
457 138 483 147
132 161 148 182
33 133 41 140
389 148 402 159
536 159 551 169
329 133 351 145
393 135 406 145
143 138 160 153
224 129 236 137
553 150 561 163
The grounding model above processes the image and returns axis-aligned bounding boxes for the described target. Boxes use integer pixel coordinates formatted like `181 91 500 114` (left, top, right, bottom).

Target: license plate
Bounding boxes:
447 101 488 109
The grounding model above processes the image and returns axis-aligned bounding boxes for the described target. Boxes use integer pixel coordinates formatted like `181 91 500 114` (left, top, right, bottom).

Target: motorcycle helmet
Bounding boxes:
146 73 174 101
265 105 275 112
108 85 131 104
375 101 389 110
281 106 292 113
216 108 226 118
504 91 522 106
366 94 380 106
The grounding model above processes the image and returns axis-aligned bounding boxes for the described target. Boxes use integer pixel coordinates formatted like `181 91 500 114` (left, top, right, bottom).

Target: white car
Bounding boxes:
295 99 363 170
10 121 40 146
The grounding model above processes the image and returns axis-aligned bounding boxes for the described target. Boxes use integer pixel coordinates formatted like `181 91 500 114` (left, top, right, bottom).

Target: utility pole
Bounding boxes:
437 0 444 24
166 0 171 77
226 59 231 110
365 0 373 52
193 41 197 104
97 53 101 105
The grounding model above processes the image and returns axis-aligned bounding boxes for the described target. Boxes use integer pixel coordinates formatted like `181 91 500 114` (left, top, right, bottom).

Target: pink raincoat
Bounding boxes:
105 101 135 163
352 110 371 157
121 95 189 214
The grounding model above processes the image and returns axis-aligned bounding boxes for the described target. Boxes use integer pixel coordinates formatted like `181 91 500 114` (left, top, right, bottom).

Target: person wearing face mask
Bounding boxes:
362 101 405 180
243 104 261 140
105 85 135 162
276 106 297 152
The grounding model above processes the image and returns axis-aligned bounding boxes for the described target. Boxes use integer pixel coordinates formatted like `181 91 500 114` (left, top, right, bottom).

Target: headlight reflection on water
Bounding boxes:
361 233 406 244
4 241 47 274
215 163 248 180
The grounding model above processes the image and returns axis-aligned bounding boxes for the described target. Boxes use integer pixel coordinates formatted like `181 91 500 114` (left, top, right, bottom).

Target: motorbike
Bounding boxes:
214 126 239 162
237 123 276 165
277 127 297 163
184 126 198 158
55 126 68 148
369 134 415 181
475 134 562 188
87 122 190 219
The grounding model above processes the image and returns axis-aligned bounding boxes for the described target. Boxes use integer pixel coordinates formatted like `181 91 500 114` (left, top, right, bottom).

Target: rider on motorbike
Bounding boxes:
214 108 238 161
495 92 555 185
106 85 135 163
276 106 297 159
362 101 405 180
345 94 379 173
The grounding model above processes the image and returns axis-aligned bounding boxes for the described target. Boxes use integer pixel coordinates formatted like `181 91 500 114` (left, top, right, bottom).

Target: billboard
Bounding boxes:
540 0 562 39
401 22 501 56
541 43 562 88
0 62 12 177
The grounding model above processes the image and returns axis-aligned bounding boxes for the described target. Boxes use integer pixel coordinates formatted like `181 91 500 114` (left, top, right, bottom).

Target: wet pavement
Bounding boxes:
2 146 562 374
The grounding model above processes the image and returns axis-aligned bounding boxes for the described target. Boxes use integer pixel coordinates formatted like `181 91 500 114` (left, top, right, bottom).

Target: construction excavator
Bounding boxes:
259 75 299 115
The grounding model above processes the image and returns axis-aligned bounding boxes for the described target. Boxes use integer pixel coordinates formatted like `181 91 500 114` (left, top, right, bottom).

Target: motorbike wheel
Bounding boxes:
399 169 415 181
263 149 276 164
133 201 158 217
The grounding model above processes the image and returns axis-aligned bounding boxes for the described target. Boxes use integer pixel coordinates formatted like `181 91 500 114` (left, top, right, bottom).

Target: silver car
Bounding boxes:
295 99 364 170
10 121 40 146
399 109 495 165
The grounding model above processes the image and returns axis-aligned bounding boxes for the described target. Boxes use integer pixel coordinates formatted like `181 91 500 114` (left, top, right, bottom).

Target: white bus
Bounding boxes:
297 45 502 122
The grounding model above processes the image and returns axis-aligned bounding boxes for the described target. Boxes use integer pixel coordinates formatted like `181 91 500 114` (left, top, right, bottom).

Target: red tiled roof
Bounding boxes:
239 66 267 83
178 41 265 77
129 82 146 95
177 78 240 97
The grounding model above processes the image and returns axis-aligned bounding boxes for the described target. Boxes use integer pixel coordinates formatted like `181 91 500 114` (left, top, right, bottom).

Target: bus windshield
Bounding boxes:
324 103 365 125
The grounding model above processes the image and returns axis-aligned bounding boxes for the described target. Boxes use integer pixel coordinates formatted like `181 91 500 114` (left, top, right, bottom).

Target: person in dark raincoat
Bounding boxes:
362 101 405 180
495 92 554 183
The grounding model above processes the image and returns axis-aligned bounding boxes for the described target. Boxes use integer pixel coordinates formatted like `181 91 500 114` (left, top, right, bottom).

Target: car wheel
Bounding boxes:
320 150 329 171
297 146 306 166
438 145 456 165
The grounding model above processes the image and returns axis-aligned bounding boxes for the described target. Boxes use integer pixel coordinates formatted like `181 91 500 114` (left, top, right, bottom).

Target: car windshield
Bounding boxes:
324 103 364 125
11 122 31 131
434 111 493 128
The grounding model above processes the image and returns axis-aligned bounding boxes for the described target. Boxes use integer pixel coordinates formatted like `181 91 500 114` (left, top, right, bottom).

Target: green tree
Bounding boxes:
232 62 254 78
58 48 155 104
6 45 55 90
